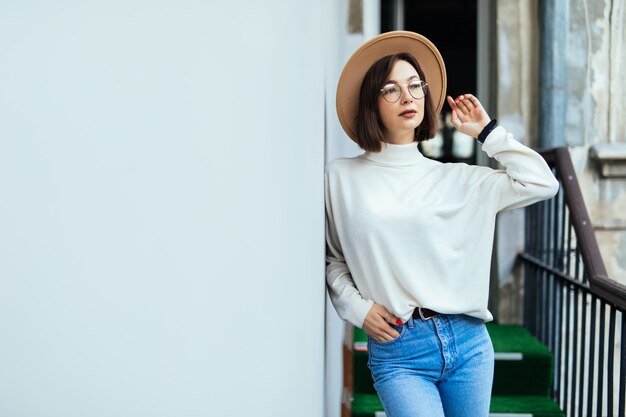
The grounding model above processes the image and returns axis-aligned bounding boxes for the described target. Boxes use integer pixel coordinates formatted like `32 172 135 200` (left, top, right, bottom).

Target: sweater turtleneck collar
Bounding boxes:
364 141 425 166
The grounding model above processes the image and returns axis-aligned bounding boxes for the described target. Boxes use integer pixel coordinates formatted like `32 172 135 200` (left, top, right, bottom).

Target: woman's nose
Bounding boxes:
400 86 413 104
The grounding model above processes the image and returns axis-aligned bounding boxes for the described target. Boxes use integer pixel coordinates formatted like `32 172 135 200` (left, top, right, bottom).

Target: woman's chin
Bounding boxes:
394 122 420 132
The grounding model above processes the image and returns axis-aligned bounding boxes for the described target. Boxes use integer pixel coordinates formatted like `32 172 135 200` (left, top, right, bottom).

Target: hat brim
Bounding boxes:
336 31 447 142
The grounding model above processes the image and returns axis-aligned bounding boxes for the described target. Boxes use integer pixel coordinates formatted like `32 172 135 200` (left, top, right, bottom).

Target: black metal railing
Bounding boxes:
520 147 626 417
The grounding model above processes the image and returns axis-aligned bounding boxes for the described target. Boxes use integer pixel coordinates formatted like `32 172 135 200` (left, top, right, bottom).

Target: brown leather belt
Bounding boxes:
412 307 439 320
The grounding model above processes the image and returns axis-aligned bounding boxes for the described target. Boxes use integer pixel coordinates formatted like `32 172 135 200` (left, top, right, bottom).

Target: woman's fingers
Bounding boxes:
446 95 457 110
448 95 465 113
465 93 482 109
455 96 470 114
379 313 401 341
363 304 404 342
449 94 483 117
451 109 463 127
447 96 464 127
376 308 402 341
376 324 400 342
381 309 402 326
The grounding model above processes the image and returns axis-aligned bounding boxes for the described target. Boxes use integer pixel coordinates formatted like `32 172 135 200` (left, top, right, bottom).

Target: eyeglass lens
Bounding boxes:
381 81 428 103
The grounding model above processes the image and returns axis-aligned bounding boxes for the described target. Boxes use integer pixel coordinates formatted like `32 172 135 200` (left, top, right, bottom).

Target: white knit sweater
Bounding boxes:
325 127 559 328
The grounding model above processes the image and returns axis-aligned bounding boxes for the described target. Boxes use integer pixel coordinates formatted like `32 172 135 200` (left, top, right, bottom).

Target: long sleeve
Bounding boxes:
478 126 560 211
324 170 374 328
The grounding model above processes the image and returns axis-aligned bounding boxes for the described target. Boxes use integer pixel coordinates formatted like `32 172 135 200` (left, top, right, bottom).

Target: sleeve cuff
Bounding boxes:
477 119 498 144
352 299 375 329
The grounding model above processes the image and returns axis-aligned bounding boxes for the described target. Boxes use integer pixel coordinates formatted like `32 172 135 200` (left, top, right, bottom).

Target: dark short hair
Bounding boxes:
355 53 438 152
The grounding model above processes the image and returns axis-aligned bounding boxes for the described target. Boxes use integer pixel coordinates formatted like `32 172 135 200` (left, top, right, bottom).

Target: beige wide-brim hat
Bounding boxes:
336 31 447 142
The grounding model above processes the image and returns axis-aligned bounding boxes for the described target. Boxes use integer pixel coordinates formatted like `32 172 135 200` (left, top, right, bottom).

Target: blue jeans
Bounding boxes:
367 314 494 417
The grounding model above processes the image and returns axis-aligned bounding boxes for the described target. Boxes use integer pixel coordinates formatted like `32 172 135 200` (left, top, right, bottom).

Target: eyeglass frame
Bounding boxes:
379 79 429 103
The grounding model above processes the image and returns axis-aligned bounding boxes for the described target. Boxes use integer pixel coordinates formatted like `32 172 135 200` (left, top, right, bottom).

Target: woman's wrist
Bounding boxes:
476 119 497 144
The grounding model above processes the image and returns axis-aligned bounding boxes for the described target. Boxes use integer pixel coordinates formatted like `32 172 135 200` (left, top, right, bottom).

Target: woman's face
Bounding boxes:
377 60 425 143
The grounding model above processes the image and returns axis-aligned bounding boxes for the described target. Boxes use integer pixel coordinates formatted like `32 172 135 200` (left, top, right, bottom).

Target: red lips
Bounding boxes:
399 109 417 117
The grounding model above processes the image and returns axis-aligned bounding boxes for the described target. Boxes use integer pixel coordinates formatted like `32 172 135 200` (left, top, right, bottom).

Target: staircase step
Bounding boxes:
350 393 382 417
351 323 553 396
486 324 553 396
489 396 564 417
351 394 564 417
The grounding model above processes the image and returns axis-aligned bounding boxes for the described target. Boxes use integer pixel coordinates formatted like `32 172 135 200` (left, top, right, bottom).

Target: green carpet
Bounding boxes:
486 324 553 396
351 393 383 417
351 394 563 417
490 396 564 416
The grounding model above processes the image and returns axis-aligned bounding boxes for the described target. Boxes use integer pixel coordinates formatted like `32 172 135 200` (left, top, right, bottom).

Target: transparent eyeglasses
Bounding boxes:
379 80 429 103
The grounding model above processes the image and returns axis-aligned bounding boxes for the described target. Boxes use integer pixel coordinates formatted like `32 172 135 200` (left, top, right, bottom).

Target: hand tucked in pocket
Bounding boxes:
363 303 403 343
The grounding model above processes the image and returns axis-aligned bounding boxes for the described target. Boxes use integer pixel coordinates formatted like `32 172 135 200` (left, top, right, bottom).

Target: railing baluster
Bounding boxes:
537 201 541 250
544 190 549 264
525 200 529 251
523 257 529 328
551 186 558 269
553 277 563 401
566 213 573 275
550 188 564 401
537 271 548 344
618 313 626 417
571 286 579 416
548 271 553 347
574 244 581 282
558 186 566 271
548 272 555 359
585 296 596 416
534 260 540 336
576 289 585 417
596 301 606 417
563 284 571 414
608 307 616 417
533 202 539 257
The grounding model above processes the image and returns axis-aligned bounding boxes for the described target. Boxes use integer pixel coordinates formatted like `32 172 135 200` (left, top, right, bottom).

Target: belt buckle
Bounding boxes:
418 307 434 321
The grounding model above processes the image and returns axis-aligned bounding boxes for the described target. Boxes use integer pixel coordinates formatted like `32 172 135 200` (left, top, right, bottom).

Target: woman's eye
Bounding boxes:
409 82 422 91
383 86 399 96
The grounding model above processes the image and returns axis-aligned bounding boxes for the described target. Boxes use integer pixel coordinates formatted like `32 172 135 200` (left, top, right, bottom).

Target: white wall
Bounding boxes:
323 1 380 417
0 1 326 416
322 4 359 414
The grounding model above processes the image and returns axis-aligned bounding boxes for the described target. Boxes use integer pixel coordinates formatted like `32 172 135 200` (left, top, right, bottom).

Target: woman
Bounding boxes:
325 32 559 417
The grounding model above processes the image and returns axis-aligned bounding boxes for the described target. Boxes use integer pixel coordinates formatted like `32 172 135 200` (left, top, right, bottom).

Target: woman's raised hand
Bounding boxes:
363 303 403 342
446 94 491 139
